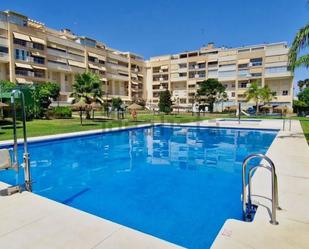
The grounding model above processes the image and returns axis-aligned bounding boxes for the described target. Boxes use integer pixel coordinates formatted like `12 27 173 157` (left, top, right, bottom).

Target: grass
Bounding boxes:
0 112 216 141
1 112 308 144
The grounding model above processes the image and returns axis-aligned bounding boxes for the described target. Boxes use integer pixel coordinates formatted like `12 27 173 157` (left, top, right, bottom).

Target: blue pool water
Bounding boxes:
0 125 277 248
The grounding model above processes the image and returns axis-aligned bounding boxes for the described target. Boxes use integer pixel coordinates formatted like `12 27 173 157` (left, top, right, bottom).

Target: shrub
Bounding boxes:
49 106 72 119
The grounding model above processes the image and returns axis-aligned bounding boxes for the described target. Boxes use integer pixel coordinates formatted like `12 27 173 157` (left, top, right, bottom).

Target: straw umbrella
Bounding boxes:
274 105 288 116
261 104 273 113
72 100 88 125
128 103 143 110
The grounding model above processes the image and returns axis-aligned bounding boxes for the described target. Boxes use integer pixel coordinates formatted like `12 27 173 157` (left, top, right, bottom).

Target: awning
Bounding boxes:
138 73 143 77
160 65 168 69
131 81 139 85
68 60 85 68
32 65 47 70
98 66 106 71
31 51 46 57
131 73 138 78
197 60 205 64
100 78 107 81
15 63 33 69
30 36 46 45
238 59 250 64
88 63 100 70
16 78 33 84
97 55 106 61
88 52 98 58
13 32 31 41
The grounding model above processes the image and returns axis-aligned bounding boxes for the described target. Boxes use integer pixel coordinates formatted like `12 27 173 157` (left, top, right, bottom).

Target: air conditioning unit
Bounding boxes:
194 65 199 69
195 74 199 78
159 77 164 81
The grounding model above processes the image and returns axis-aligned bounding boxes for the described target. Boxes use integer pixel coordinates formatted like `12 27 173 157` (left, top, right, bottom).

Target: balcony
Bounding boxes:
108 53 128 63
0 36 8 47
48 61 71 72
0 52 9 62
106 72 129 81
106 62 128 72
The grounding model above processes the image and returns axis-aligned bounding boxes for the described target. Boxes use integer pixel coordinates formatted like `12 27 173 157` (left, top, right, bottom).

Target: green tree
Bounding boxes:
260 86 275 104
245 82 262 113
298 87 309 104
111 97 123 110
197 79 226 112
159 90 172 114
245 82 274 113
0 80 16 92
71 72 103 119
33 82 60 118
289 23 309 71
298 79 309 91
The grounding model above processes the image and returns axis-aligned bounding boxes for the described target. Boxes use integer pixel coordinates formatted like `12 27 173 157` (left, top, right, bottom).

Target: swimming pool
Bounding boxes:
0 125 277 248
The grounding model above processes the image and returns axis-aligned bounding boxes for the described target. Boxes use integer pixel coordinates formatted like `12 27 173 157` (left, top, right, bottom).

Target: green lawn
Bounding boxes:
0 113 215 141
1 113 308 144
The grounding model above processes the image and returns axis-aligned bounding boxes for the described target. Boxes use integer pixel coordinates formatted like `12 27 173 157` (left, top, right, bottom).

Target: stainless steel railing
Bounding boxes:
242 153 279 225
10 90 32 192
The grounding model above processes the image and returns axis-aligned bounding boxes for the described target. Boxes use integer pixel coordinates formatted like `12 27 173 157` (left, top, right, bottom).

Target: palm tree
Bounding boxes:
245 82 261 113
71 72 103 119
298 79 309 91
289 23 309 71
260 86 275 104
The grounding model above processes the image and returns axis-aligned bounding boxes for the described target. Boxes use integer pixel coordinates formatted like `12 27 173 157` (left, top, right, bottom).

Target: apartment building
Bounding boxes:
0 10 146 103
0 10 293 110
146 42 294 110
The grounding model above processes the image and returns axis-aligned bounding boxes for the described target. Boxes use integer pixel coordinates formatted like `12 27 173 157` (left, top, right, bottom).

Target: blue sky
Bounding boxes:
1 0 309 92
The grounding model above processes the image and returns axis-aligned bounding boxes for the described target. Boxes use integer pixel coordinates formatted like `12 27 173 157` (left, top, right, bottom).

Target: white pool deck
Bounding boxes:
0 119 308 249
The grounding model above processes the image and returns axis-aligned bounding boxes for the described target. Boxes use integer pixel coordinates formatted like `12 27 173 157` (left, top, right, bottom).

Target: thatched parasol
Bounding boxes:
0 102 9 108
128 103 143 110
274 105 287 111
90 102 101 110
226 105 238 111
71 101 88 111
261 104 273 109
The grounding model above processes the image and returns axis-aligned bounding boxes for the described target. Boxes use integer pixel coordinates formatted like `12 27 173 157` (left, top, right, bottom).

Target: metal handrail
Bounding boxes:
282 118 292 131
242 153 279 225
10 90 32 192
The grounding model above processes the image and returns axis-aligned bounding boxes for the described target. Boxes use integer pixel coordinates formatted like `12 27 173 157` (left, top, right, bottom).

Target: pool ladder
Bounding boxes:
242 154 279 225
0 90 31 195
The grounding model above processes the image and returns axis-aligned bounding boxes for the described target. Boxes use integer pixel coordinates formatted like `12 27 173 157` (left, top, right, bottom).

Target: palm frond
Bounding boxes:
289 23 309 71
294 54 309 68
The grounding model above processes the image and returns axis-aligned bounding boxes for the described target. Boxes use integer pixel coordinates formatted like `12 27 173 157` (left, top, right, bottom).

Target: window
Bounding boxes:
33 56 45 64
14 38 27 47
0 46 8 54
15 49 29 61
240 83 247 88
250 58 263 66
282 90 288 96
179 72 187 77
218 70 236 78
238 64 248 69
65 75 68 81
32 43 44 50
179 63 187 68
265 66 287 74
231 92 235 97
251 73 262 77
